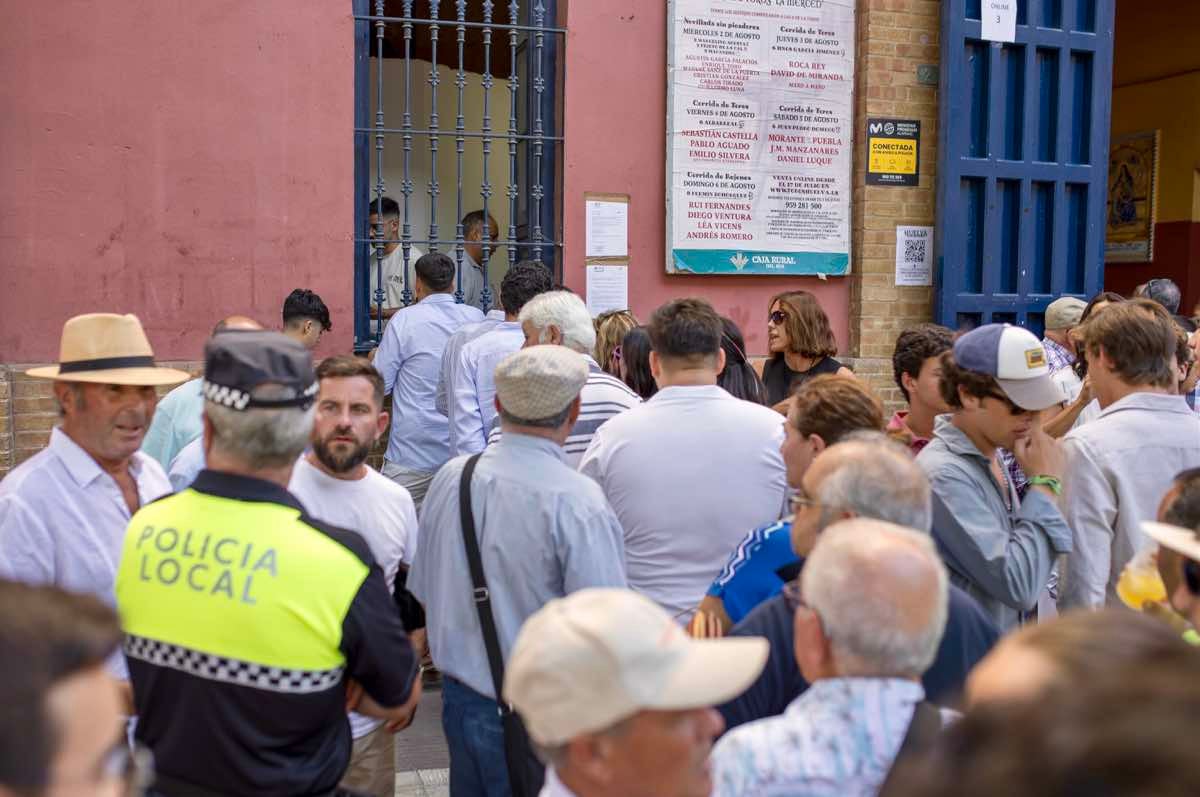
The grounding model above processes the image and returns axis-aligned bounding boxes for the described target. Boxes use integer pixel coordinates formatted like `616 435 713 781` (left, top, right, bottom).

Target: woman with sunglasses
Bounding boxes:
763 291 853 406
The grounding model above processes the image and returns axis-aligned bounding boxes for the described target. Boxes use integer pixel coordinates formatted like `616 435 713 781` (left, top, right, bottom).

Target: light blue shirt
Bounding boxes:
449 321 524 455
167 437 207 492
711 678 928 797
375 293 484 472
436 309 506 417
140 377 204 468
409 434 627 698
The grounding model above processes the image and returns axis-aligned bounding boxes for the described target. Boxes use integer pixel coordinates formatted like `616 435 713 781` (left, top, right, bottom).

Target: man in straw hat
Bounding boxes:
115 330 421 796
409 345 627 796
504 587 767 797
0 313 189 650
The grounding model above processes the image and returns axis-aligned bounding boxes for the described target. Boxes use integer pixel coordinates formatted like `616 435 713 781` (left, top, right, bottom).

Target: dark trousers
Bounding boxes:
442 677 514 797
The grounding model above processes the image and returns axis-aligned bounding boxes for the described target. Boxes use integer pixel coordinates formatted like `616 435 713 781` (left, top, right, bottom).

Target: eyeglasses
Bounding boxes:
769 310 790 326
983 391 1027 416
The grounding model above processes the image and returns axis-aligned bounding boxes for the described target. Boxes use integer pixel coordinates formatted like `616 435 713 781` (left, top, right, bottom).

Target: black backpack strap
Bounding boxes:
457 453 509 707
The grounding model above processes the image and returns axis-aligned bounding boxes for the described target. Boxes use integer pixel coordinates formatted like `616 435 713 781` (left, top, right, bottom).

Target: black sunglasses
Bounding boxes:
769 310 789 325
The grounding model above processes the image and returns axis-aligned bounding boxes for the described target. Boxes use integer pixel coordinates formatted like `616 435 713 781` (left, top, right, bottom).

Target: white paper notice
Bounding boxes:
895 226 934 287
586 200 629 258
585 265 629 316
981 0 1017 43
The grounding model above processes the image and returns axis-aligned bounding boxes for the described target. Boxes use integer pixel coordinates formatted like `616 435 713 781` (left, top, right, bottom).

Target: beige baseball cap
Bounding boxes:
494 344 588 421
1045 297 1087 330
503 588 769 747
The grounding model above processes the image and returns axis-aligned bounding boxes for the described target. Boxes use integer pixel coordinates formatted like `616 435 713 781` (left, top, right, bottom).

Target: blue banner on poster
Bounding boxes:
671 249 849 276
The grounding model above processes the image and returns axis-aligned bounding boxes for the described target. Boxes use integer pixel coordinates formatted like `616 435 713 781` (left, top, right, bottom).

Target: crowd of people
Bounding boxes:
1 264 1199 797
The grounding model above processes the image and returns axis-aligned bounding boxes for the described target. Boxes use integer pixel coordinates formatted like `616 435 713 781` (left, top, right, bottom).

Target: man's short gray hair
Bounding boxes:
519 291 597 355
205 384 314 469
802 519 949 678
497 402 573 430
815 432 932 532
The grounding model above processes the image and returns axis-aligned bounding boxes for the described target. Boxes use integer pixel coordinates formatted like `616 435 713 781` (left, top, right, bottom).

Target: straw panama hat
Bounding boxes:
27 313 192 386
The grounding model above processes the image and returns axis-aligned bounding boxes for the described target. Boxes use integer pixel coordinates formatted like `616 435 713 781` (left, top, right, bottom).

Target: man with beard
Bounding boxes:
0 313 189 679
288 355 421 797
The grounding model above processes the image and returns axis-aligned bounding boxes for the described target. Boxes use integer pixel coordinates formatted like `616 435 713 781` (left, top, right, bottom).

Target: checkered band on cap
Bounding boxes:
125 635 344 694
202 379 318 412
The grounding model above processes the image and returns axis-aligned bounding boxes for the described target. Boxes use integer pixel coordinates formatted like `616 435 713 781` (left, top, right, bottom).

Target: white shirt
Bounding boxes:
373 244 426 311
0 427 172 676
449 321 524 455
288 456 419 739
538 769 578 797
375 293 484 472
579 385 788 620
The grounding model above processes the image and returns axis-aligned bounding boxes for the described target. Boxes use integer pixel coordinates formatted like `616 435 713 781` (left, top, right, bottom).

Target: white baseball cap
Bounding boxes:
503 589 769 747
1143 521 1200 562
953 323 1063 411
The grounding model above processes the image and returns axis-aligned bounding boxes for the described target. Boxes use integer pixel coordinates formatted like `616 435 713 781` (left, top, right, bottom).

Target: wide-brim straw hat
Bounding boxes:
27 313 192 386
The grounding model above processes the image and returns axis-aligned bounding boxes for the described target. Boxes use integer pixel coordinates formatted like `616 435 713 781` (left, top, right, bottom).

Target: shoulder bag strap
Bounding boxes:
457 453 509 707
878 700 942 795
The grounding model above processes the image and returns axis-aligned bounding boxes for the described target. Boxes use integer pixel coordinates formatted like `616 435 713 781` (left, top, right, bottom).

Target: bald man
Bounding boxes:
141 315 263 467
710 519 950 796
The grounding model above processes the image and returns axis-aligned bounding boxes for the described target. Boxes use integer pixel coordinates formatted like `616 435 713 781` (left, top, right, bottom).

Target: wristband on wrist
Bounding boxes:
1028 475 1063 496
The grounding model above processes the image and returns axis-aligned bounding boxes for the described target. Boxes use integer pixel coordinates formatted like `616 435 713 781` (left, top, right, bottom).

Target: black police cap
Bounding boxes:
202 330 317 411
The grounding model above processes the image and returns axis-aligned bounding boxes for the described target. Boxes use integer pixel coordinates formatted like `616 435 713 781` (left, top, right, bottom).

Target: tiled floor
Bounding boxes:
394 687 450 797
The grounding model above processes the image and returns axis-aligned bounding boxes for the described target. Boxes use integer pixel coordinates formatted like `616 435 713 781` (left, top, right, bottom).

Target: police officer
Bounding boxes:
116 330 421 797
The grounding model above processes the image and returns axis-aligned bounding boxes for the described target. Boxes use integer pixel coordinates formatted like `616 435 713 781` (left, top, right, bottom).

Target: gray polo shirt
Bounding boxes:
408 433 627 699
916 415 1073 631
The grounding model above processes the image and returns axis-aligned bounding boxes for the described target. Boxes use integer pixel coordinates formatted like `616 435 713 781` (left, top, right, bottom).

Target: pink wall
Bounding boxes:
0 1 354 363
560 0 850 357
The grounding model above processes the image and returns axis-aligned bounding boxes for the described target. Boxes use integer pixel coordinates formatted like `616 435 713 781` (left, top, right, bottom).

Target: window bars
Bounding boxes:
353 0 564 347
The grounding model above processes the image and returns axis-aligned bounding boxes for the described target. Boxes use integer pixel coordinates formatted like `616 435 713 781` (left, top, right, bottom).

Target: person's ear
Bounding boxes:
901 371 918 397
202 413 215 457
52 382 76 418
375 410 390 441
649 350 662 383
808 434 827 455
568 732 618 786
715 347 727 374
567 395 583 427
958 385 979 410
547 325 564 346
793 606 830 678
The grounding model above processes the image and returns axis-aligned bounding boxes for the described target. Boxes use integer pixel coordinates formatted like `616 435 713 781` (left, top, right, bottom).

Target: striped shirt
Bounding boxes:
487 357 641 468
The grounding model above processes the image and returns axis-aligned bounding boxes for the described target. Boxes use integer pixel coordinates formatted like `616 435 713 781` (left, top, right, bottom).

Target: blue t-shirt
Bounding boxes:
706 519 798 624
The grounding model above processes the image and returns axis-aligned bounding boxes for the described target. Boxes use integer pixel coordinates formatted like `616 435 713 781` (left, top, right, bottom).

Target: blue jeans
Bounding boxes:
441 677 513 797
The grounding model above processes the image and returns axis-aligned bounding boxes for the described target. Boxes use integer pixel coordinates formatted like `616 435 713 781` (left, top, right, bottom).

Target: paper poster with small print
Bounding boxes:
895 225 933 286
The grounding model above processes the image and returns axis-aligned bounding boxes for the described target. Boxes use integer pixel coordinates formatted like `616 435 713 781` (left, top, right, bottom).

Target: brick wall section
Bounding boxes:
848 0 940 415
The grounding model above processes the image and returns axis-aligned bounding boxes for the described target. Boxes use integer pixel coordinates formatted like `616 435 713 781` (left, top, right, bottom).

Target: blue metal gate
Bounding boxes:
935 0 1115 334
